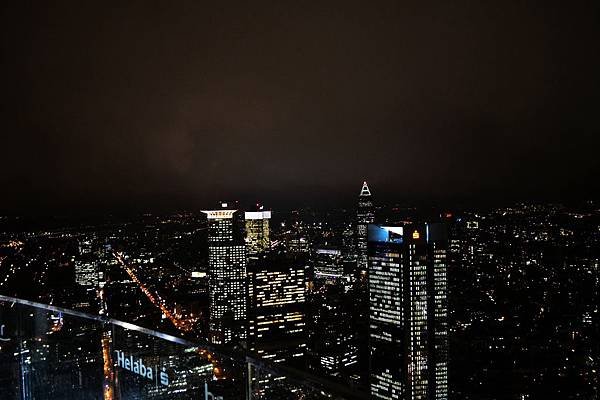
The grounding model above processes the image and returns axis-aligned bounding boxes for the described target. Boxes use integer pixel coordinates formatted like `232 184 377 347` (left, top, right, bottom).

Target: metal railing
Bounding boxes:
0 294 368 400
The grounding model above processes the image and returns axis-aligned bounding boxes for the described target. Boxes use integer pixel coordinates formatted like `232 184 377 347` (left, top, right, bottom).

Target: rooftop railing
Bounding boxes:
0 295 368 400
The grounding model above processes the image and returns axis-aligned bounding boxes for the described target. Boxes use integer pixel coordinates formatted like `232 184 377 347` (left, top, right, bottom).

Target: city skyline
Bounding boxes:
0 1 598 399
0 189 597 399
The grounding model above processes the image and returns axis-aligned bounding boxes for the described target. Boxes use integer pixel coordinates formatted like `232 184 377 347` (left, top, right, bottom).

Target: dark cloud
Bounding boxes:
1 1 599 213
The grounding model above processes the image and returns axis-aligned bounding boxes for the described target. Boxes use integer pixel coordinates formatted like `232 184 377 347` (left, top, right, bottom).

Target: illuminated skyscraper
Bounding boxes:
73 239 105 311
247 251 307 394
247 251 307 359
245 208 271 255
313 247 344 279
75 238 100 288
74 260 100 287
368 223 448 400
203 203 247 345
357 181 374 272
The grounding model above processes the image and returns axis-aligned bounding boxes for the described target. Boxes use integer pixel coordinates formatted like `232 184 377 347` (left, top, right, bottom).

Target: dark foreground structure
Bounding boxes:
0 295 368 400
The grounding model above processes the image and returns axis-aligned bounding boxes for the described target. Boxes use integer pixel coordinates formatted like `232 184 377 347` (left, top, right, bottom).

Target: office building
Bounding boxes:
203 203 247 345
245 208 272 255
307 281 359 380
247 251 308 394
247 251 307 361
75 260 100 288
313 247 344 279
368 223 448 400
357 182 375 272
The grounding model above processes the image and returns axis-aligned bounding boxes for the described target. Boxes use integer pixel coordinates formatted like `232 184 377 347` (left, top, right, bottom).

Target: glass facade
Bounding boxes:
203 208 247 345
0 295 366 400
245 211 271 256
247 252 308 396
368 224 449 400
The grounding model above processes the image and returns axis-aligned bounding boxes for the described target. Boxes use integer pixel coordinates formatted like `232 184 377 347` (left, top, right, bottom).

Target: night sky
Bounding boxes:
2 2 599 213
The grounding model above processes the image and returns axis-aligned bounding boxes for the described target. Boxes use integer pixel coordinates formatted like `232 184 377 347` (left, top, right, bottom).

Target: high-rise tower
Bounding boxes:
356 181 375 273
245 206 271 255
247 250 308 395
368 223 448 400
247 251 307 361
203 203 247 345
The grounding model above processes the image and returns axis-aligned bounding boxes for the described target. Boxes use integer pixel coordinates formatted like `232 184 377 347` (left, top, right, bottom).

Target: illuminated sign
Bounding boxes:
244 211 272 220
369 225 403 243
115 350 169 386
202 210 237 219
412 230 420 239
382 226 403 236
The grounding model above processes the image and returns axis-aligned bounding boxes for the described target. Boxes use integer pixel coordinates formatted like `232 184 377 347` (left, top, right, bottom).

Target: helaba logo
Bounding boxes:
115 350 169 386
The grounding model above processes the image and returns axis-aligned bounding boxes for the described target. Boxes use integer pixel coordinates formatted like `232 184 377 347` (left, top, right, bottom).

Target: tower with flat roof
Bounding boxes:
245 206 271 255
203 203 247 345
368 223 448 400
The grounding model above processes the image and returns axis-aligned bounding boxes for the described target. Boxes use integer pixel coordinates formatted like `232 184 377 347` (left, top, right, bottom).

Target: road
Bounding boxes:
113 252 194 332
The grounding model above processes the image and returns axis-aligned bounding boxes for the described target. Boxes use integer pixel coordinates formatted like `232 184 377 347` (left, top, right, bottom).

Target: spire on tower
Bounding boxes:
359 181 372 197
